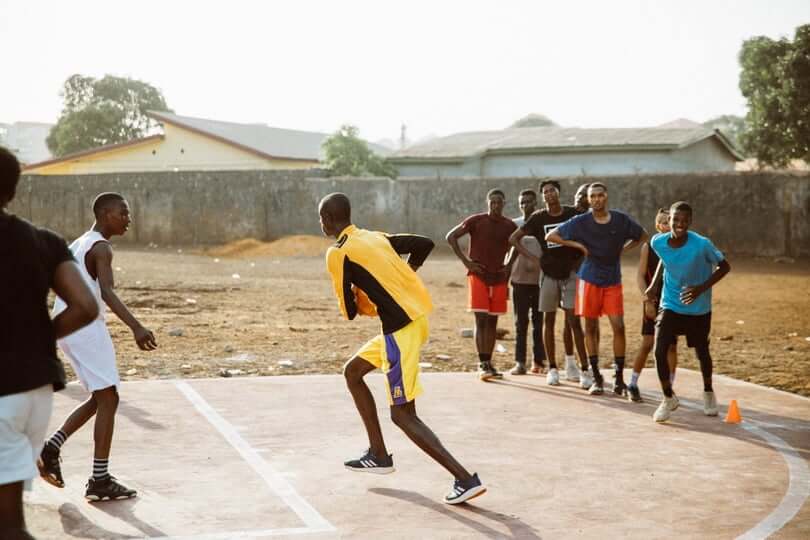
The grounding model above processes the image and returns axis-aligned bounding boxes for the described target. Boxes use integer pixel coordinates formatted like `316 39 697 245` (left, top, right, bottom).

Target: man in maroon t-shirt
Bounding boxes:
447 189 517 380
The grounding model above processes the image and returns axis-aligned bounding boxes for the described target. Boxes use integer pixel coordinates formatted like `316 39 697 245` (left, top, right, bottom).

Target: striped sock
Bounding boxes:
47 430 67 451
92 458 110 481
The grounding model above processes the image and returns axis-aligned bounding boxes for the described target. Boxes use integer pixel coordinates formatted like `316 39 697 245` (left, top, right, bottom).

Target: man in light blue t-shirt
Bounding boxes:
645 201 731 423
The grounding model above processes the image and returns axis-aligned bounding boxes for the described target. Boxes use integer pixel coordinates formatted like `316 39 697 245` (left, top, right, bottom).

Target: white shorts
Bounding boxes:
58 319 120 392
0 385 53 489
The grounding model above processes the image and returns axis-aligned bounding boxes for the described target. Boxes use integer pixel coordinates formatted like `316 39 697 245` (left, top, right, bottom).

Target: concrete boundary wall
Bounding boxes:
12 170 810 257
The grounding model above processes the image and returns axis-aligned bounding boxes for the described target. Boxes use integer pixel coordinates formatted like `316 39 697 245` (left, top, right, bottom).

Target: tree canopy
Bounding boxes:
509 113 557 128
739 24 810 166
46 74 172 157
702 114 747 154
322 125 396 178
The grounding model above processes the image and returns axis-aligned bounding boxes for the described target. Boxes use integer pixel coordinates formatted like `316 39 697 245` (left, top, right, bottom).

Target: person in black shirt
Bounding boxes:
0 146 98 539
510 180 590 388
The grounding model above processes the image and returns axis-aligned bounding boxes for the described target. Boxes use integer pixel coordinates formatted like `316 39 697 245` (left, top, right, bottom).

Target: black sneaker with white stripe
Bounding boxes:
344 449 395 474
85 476 137 501
444 472 486 504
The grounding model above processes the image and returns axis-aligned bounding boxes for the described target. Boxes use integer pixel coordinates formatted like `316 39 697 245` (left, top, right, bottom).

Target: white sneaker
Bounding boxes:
579 370 593 389
703 391 718 416
565 358 580 381
654 395 680 423
546 368 560 386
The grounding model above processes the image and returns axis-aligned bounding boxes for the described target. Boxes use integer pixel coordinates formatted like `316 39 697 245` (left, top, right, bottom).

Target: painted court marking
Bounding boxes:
174 381 335 538
638 388 810 539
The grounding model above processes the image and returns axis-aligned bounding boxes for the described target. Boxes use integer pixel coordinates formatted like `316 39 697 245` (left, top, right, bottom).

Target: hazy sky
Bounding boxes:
1 0 808 143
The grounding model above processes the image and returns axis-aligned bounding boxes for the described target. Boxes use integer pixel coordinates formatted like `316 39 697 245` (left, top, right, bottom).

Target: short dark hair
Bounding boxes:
92 192 125 217
487 188 505 200
0 146 21 207
519 189 536 199
656 207 669 217
588 182 607 192
539 180 561 193
319 192 351 222
576 183 591 192
669 201 693 217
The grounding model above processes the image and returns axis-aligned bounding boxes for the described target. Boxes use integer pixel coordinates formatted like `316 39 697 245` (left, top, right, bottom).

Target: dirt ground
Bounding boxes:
64 239 810 398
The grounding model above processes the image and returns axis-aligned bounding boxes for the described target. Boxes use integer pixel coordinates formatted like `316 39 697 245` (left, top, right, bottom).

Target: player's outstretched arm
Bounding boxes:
51 260 99 339
90 242 157 351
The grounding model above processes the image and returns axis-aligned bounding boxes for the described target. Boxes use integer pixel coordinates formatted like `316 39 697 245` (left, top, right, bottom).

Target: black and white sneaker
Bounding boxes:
85 476 137 501
38 443 64 488
628 384 643 403
444 473 486 504
344 449 395 474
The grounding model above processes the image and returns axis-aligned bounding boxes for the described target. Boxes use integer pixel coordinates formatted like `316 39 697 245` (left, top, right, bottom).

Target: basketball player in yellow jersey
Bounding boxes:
319 192 486 504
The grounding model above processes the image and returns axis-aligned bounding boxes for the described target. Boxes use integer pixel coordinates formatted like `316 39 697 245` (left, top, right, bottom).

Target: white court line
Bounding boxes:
636 387 810 539
174 381 335 537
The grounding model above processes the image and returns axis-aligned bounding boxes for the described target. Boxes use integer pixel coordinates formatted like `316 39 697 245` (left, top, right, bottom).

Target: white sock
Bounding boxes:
630 371 640 386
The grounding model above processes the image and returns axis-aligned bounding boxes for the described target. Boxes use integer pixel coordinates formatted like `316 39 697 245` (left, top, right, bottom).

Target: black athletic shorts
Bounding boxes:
655 309 711 348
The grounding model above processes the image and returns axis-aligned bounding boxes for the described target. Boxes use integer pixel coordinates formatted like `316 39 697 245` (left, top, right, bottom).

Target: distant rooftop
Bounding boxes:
388 126 742 161
148 111 390 162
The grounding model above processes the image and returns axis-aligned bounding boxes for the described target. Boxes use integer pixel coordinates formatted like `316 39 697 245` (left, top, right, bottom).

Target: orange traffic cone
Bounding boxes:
725 400 742 423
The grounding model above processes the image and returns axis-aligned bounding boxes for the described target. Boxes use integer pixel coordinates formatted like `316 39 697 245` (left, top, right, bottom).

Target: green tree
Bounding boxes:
322 125 397 178
46 74 172 157
509 113 557 128
739 24 810 166
702 114 748 154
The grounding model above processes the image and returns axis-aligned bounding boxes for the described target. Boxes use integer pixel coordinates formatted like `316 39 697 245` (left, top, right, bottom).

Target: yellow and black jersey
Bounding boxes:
326 224 434 334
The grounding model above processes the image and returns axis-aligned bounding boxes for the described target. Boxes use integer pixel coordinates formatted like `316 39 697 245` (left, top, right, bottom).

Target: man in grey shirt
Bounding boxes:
508 190 546 375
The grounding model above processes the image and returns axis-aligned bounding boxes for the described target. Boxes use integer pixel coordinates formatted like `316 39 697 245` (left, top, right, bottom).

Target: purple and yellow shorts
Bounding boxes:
355 316 429 406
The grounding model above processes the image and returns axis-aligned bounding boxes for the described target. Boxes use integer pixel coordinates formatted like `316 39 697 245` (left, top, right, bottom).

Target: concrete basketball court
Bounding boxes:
25 369 810 539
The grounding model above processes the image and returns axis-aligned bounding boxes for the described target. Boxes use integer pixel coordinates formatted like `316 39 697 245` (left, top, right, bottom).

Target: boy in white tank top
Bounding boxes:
39 192 157 502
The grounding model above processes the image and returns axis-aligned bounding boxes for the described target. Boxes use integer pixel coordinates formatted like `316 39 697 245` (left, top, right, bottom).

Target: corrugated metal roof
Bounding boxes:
148 111 389 161
388 127 742 161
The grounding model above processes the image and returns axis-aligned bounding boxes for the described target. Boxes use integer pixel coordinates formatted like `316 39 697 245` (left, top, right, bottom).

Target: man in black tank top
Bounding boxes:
0 146 98 539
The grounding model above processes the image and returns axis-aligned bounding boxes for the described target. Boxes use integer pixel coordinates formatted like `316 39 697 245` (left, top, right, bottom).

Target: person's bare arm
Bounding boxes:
51 260 99 339
446 223 485 275
623 229 649 254
636 243 650 296
90 243 157 350
681 259 731 305
546 228 588 258
508 227 540 265
643 259 664 320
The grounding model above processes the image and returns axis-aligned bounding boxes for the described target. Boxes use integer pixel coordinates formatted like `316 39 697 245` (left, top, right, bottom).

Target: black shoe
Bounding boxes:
444 473 487 504
488 365 504 380
37 443 64 488
85 476 137 501
628 384 643 403
614 380 628 397
344 449 395 474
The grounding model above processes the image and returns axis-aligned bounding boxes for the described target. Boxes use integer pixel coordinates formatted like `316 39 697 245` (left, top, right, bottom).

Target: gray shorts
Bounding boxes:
539 271 577 312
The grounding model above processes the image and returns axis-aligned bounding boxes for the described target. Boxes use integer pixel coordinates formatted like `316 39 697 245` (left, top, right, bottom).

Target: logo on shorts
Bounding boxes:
392 386 403 399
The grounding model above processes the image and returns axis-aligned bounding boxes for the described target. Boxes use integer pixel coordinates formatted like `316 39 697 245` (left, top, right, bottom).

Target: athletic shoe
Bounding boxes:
565 358 581 381
444 473 487 505
488 364 504 380
588 378 604 395
37 443 64 488
579 370 593 389
344 449 395 474
628 384 643 403
478 364 493 381
85 476 137 501
546 368 560 386
703 391 718 416
653 395 680 423
509 363 527 375
614 380 628 397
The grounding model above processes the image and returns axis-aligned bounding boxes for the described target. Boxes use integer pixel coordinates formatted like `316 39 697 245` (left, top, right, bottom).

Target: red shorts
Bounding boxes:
575 279 624 318
468 274 508 315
